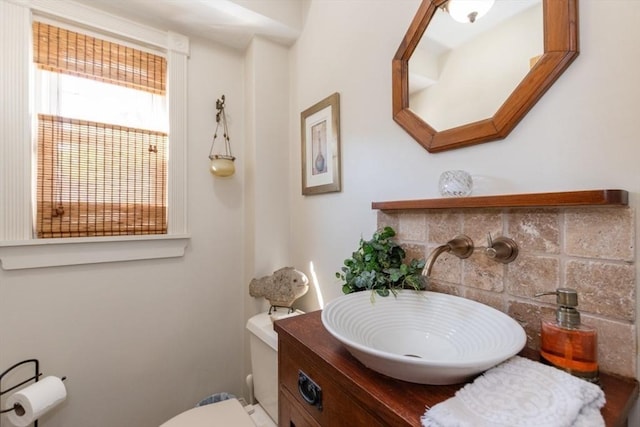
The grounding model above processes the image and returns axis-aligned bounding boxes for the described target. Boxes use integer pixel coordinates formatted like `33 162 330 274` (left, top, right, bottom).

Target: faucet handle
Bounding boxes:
448 235 474 259
485 234 518 264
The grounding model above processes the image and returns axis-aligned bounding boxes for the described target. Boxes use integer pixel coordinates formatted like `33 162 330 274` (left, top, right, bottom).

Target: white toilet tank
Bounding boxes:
246 313 279 423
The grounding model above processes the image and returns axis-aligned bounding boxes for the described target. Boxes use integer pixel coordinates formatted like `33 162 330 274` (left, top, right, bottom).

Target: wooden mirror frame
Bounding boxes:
392 0 579 153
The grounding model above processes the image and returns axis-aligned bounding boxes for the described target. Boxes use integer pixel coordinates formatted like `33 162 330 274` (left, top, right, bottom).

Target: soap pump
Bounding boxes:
535 288 599 382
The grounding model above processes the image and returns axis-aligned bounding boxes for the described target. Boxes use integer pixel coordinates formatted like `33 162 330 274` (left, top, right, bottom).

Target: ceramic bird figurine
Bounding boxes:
249 267 309 309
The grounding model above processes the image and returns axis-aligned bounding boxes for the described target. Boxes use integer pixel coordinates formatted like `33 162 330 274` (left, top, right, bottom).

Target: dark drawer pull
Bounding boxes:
298 370 322 410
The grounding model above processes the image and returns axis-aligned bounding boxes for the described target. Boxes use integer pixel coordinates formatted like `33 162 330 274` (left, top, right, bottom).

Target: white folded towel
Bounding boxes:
421 356 605 427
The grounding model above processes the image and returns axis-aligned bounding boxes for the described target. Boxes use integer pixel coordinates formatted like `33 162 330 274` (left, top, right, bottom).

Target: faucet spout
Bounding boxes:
421 235 474 281
422 244 451 279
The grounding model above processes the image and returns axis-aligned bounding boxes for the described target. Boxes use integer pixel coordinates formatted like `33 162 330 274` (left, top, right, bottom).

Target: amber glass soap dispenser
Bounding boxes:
535 288 598 382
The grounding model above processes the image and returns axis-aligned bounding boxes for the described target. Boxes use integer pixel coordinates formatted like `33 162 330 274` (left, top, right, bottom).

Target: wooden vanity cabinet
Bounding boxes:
275 311 639 427
278 322 387 426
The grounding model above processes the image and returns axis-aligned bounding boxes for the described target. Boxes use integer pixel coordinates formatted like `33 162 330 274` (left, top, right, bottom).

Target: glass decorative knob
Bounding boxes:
439 170 473 197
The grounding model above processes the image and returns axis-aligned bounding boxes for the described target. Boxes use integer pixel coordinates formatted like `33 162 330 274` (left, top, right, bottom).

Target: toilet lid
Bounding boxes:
160 399 255 427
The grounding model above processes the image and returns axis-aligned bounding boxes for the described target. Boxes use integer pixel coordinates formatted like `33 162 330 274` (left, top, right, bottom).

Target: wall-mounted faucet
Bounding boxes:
421 235 474 279
421 234 518 283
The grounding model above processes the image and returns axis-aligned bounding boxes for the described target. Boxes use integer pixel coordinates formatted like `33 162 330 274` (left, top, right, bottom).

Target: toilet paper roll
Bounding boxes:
6 376 67 427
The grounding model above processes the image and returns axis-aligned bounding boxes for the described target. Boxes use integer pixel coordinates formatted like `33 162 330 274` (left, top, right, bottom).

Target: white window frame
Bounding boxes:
0 0 190 269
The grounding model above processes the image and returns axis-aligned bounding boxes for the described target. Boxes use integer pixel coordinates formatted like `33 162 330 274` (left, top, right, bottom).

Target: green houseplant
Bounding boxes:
336 226 426 297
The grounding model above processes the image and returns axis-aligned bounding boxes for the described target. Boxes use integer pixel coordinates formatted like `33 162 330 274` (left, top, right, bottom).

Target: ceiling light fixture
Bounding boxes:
444 0 495 24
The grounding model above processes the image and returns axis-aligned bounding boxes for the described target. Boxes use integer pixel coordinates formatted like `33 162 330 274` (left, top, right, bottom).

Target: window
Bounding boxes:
33 21 168 238
0 1 189 269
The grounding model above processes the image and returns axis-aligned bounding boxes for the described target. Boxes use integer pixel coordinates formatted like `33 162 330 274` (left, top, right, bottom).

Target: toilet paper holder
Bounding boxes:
0 359 67 427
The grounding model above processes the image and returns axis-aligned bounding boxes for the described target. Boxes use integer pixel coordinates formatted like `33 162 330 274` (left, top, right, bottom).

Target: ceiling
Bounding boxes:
69 1 536 52
70 0 305 50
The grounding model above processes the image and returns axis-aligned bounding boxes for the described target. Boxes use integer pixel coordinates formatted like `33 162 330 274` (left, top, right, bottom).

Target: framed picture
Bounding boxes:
301 92 341 195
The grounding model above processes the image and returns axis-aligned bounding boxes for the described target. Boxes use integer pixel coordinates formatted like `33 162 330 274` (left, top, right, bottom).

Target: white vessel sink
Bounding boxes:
321 290 526 385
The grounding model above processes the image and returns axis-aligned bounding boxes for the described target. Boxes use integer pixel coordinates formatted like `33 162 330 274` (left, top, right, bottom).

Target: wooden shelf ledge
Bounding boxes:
372 189 628 211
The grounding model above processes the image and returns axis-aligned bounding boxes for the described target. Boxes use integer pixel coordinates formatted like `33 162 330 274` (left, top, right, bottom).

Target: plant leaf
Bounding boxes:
334 226 426 297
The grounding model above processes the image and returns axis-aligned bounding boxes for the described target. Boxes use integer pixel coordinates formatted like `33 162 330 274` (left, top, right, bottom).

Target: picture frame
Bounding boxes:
301 92 341 195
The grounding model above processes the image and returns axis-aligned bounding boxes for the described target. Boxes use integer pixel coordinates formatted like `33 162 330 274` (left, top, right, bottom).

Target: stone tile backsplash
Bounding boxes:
378 207 636 378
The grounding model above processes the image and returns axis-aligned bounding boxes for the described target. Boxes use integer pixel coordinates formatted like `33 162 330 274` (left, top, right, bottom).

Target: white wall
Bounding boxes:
289 0 640 386
242 35 292 397
2 0 640 425
290 0 640 421
0 36 247 427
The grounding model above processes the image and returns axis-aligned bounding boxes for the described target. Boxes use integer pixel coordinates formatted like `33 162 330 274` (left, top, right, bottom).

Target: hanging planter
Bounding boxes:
208 95 236 177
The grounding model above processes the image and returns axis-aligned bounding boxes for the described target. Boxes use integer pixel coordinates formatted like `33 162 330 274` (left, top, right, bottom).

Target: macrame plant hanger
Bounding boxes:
208 95 236 177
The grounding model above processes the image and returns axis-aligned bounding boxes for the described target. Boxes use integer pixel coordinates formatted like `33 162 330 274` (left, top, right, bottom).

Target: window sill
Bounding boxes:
0 234 190 270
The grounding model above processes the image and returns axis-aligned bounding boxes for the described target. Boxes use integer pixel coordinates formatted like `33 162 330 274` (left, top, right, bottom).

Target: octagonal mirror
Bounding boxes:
392 0 578 153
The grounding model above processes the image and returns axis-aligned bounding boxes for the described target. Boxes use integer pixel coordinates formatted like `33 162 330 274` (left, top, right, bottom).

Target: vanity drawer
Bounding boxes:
279 386 321 427
278 337 386 427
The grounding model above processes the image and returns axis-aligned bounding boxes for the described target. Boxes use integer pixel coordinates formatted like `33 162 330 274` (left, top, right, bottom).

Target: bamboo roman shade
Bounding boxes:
33 22 168 238
33 21 166 95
